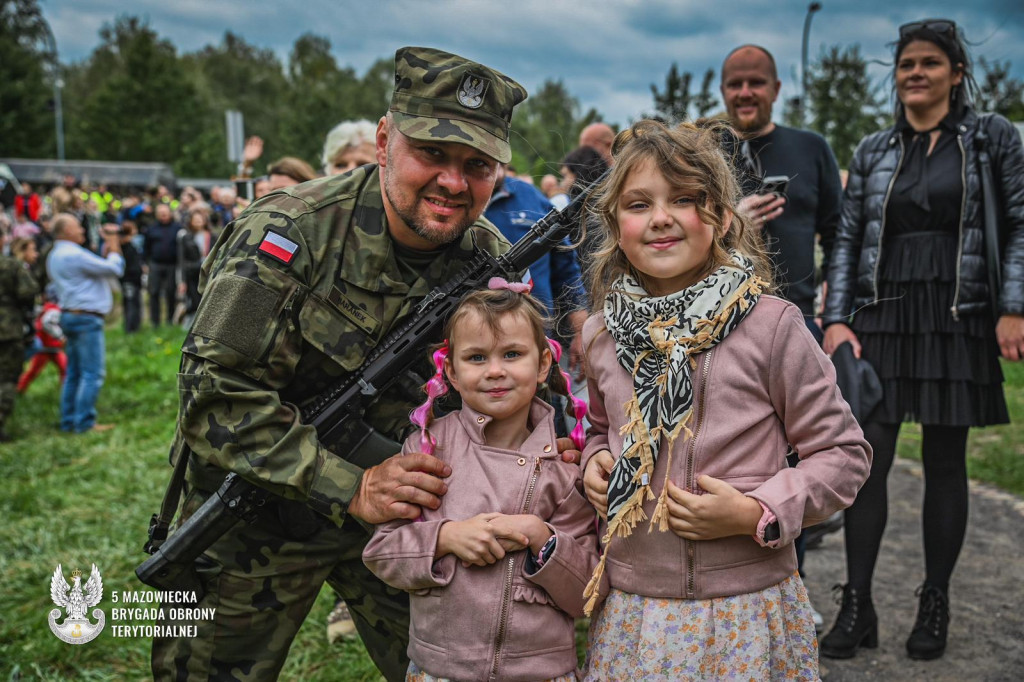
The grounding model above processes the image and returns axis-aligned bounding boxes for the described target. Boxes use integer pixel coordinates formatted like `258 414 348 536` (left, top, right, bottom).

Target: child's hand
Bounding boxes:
500 514 554 554
664 476 763 540
556 437 581 464
583 449 614 518
436 513 530 567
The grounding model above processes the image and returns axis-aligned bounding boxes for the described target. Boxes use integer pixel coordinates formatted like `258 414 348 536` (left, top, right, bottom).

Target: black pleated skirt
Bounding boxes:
851 231 1008 427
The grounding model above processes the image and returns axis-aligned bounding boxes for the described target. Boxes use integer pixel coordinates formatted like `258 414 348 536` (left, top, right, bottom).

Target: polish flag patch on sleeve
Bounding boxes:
257 231 300 266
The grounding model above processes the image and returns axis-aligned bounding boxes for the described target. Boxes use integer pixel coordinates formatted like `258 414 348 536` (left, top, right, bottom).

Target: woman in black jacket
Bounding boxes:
821 19 1024 661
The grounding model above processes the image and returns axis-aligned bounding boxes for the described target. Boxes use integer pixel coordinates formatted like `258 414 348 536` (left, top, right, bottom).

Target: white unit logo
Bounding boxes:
48 563 105 644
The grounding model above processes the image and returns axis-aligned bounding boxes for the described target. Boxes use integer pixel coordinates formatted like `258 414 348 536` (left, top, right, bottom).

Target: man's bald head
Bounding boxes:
721 44 778 82
52 213 85 245
579 123 615 164
720 44 781 136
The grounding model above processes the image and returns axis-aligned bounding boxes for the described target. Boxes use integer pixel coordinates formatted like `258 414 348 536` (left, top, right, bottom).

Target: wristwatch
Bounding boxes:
534 535 557 567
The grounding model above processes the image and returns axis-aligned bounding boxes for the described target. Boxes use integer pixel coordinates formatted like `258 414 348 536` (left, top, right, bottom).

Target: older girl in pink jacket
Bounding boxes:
363 284 598 682
579 119 871 680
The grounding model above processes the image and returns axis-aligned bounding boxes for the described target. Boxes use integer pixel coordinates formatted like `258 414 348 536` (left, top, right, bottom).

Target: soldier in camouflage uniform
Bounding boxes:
151 47 528 681
0 253 37 441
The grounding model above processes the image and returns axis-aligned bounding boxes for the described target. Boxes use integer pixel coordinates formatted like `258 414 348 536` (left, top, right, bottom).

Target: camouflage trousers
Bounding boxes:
0 339 25 429
151 485 410 682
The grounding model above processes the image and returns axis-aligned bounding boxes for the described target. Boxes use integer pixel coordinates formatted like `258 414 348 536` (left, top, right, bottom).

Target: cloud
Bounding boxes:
41 0 1024 126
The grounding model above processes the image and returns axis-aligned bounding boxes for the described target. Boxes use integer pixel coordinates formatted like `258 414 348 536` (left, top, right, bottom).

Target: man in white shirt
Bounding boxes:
46 213 124 433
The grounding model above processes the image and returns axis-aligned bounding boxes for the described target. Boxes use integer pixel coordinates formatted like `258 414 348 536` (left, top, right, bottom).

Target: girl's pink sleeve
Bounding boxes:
362 518 457 591
580 316 612 473
361 432 457 590
523 473 604 617
746 304 872 545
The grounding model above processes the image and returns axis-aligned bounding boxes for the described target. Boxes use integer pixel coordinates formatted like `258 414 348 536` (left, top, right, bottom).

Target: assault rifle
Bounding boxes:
136 176 602 595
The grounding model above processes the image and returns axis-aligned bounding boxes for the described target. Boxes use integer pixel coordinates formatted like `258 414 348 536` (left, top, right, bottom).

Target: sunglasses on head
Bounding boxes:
899 19 956 39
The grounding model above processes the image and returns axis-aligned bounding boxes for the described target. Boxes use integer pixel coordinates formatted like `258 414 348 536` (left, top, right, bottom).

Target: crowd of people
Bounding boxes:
2 18 1022 681
0 176 248 437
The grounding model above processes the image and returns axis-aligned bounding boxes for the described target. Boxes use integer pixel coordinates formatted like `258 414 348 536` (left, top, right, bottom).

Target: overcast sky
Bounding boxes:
41 0 1024 128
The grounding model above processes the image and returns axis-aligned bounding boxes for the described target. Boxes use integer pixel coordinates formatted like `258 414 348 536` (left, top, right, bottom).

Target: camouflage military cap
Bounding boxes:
390 46 528 163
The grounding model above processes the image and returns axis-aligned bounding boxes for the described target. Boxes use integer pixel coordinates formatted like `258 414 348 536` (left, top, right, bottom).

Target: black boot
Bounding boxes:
820 584 878 659
906 584 950 660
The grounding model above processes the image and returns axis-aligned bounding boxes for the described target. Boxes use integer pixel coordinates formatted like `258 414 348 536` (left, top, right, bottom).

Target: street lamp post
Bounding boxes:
39 19 65 161
801 2 822 128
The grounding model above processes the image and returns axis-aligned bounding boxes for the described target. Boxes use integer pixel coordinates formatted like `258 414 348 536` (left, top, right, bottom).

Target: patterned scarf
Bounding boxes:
583 251 766 614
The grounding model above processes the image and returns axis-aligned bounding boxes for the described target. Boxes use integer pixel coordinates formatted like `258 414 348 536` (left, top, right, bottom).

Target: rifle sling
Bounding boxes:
145 444 191 554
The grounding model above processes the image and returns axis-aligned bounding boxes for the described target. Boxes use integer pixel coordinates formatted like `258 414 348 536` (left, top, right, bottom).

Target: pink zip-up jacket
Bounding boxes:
582 295 871 601
363 398 599 682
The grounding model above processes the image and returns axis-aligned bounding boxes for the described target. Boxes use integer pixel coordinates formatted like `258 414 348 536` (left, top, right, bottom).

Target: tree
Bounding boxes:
650 63 693 123
63 17 211 176
182 32 289 177
349 57 394 121
693 68 718 118
781 96 803 130
804 45 887 168
976 57 1024 120
511 79 586 178
0 0 55 158
276 33 361 169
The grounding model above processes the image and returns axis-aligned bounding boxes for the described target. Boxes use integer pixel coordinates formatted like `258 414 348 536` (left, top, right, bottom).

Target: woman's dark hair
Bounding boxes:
560 146 608 198
266 156 318 184
892 19 977 117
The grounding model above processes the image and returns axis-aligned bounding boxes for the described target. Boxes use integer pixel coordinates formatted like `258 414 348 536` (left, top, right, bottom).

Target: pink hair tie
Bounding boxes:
409 340 450 456
547 338 588 451
488 276 532 294
407 340 451 523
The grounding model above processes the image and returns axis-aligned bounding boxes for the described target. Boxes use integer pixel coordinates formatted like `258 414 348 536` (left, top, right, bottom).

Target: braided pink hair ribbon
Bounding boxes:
407 343 450 524
409 342 450 457
546 338 588 451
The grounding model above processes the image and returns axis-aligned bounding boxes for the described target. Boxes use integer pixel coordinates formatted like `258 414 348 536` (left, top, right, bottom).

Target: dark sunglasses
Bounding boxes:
899 19 957 39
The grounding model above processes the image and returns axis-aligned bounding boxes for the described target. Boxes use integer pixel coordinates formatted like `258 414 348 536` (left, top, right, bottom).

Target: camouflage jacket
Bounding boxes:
0 256 37 341
175 166 510 525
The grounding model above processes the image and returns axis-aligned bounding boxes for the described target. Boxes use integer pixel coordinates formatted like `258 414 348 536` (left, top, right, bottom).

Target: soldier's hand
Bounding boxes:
348 452 451 524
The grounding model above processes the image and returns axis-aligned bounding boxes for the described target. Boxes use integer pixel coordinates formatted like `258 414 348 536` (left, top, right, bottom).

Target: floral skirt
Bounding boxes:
583 573 819 681
406 661 577 682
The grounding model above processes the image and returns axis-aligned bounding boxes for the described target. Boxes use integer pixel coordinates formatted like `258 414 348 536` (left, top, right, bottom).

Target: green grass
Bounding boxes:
0 326 381 681
1 325 1020 680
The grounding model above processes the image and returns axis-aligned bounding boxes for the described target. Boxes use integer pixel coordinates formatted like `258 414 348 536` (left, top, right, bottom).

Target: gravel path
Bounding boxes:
803 457 1024 681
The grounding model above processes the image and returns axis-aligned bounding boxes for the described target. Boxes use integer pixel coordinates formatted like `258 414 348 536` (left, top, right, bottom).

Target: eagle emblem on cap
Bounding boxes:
457 74 489 109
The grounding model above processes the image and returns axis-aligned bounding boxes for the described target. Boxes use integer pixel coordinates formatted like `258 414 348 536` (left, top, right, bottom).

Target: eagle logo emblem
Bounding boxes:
48 564 105 644
457 74 489 109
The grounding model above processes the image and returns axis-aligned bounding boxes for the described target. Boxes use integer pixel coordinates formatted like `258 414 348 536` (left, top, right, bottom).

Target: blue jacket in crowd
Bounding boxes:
485 175 586 316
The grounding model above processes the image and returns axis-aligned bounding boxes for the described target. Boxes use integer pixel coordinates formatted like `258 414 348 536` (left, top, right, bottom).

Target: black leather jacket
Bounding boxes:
824 108 1024 324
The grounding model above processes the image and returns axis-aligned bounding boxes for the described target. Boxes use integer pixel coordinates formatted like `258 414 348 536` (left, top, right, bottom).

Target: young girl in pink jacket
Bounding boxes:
579 119 871 680
363 283 598 682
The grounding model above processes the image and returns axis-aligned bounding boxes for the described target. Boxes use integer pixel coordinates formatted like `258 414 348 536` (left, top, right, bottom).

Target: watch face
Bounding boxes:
764 522 781 542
